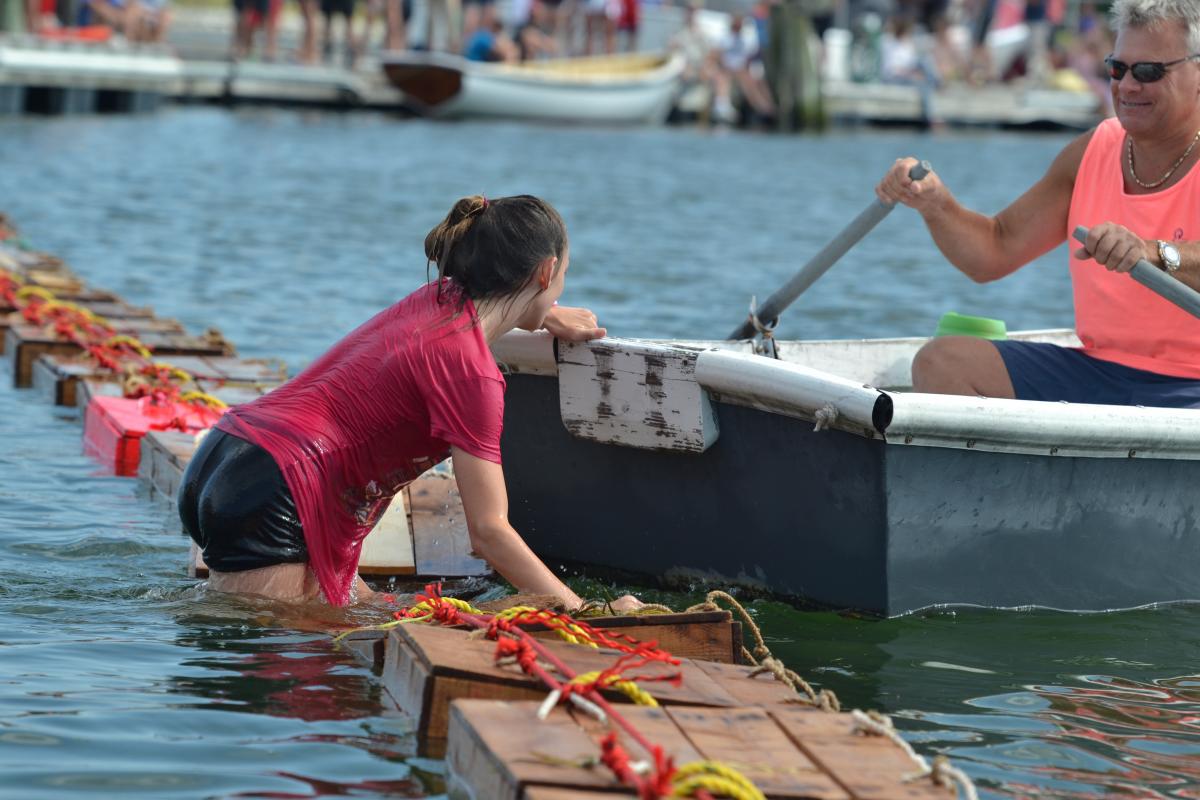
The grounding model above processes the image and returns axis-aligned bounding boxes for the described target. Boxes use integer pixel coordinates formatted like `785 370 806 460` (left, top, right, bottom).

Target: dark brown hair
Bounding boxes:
425 194 567 311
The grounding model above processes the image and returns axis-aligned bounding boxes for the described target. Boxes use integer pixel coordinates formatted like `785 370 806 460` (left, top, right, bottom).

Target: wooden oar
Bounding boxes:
1072 226 1200 320
728 160 932 341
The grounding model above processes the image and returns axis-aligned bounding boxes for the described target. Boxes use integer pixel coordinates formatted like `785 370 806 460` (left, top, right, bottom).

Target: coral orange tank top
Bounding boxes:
1068 117 1200 378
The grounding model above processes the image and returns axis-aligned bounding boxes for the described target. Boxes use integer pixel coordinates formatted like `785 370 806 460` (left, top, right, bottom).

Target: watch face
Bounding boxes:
1161 241 1181 270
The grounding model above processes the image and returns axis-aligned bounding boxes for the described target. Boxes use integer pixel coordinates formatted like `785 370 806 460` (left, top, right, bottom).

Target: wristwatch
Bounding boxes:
1158 240 1182 273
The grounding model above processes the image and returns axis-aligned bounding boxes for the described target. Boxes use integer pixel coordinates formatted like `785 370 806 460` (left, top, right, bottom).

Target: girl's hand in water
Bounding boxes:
608 594 644 613
542 305 606 342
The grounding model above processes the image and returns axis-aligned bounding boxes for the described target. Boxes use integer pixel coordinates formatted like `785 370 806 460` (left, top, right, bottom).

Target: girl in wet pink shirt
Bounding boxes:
179 195 641 612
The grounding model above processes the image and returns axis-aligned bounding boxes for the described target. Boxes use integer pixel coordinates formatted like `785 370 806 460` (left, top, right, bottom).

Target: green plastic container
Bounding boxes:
934 311 1007 340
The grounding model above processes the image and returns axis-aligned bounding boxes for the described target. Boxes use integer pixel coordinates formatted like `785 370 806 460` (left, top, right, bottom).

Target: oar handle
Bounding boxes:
1072 226 1200 320
729 160 932 341
882 160 931 208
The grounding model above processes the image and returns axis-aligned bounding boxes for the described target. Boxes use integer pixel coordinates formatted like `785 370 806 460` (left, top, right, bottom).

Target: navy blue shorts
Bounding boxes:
992 340 1200 408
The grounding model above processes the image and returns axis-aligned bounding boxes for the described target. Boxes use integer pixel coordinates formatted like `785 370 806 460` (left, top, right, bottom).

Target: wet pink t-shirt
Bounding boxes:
1068 117 1200 378
216 280 505 605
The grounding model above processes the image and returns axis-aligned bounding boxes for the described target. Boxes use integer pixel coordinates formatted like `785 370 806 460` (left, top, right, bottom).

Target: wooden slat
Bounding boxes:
769 707 952 800
0 288 119 317
664 706 848 799
693 658 807 706
32 353 286 407
7 323 234 387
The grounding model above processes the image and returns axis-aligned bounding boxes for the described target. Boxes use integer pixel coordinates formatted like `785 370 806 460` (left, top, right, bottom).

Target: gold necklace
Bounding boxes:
1127 129 1200 189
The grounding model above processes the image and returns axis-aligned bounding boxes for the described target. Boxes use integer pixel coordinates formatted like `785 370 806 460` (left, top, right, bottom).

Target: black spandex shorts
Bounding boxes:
178 428 309 573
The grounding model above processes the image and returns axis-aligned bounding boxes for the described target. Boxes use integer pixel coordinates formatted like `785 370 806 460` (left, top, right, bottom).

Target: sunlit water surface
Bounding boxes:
1 108 1198 799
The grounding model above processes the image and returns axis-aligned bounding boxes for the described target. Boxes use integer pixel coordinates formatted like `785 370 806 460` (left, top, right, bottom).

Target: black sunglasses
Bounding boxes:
1105 53 1200 82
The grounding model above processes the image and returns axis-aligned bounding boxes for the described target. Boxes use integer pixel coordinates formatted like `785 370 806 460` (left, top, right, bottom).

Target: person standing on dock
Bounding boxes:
876 0 1200 409
178 195 642 613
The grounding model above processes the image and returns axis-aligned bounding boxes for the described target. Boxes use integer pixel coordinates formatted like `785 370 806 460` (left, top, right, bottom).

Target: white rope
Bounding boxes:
851 709 979 800
813 402 839 432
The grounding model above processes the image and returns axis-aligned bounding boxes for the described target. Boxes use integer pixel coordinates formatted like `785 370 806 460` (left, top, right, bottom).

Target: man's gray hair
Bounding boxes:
1111 0 1200 53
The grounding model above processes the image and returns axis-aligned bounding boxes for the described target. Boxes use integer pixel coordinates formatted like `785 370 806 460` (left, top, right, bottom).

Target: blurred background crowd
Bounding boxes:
0 0 1115 123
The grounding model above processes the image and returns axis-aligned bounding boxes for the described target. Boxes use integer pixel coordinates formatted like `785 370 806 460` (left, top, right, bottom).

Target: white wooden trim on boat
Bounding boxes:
558 339 719 453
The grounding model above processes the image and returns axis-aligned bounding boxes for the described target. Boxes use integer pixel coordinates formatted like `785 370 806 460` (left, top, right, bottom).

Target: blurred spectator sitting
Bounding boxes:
515 0 558 59
83 0 169 41
669 0 711 79
880 13 940 125
464 14 519 60
713 12 775 123
929 9 968 83
1065 4 1113 117
461 0 495 45
669 0 718 115
966 0 997 82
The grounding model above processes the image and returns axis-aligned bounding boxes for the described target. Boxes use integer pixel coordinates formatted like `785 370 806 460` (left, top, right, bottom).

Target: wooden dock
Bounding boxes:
0 33 403 113
1 30 1102 129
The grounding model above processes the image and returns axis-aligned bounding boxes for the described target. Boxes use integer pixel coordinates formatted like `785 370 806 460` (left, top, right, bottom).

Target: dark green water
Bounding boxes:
1 108 1198 799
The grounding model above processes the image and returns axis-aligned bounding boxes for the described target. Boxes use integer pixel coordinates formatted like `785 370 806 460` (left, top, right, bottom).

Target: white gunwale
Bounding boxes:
493 330 1200 460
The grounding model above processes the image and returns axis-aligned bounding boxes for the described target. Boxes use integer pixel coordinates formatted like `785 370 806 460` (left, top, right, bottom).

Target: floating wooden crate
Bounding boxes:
381 623 798 756
344 609 740 673
1 303 158 349
0 287 121 317
1 301 153 328
76 377 265 414
448 699 953 800
5 322 235 386
33 353 286 407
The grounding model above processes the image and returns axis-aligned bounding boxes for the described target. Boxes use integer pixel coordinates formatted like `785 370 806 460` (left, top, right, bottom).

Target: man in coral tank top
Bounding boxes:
876 0 1200 408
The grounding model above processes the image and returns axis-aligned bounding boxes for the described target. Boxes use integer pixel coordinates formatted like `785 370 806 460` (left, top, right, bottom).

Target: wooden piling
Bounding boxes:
765 1 827 132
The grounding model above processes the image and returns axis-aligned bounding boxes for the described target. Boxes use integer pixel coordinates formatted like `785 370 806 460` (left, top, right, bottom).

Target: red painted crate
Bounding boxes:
83 396 225 476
